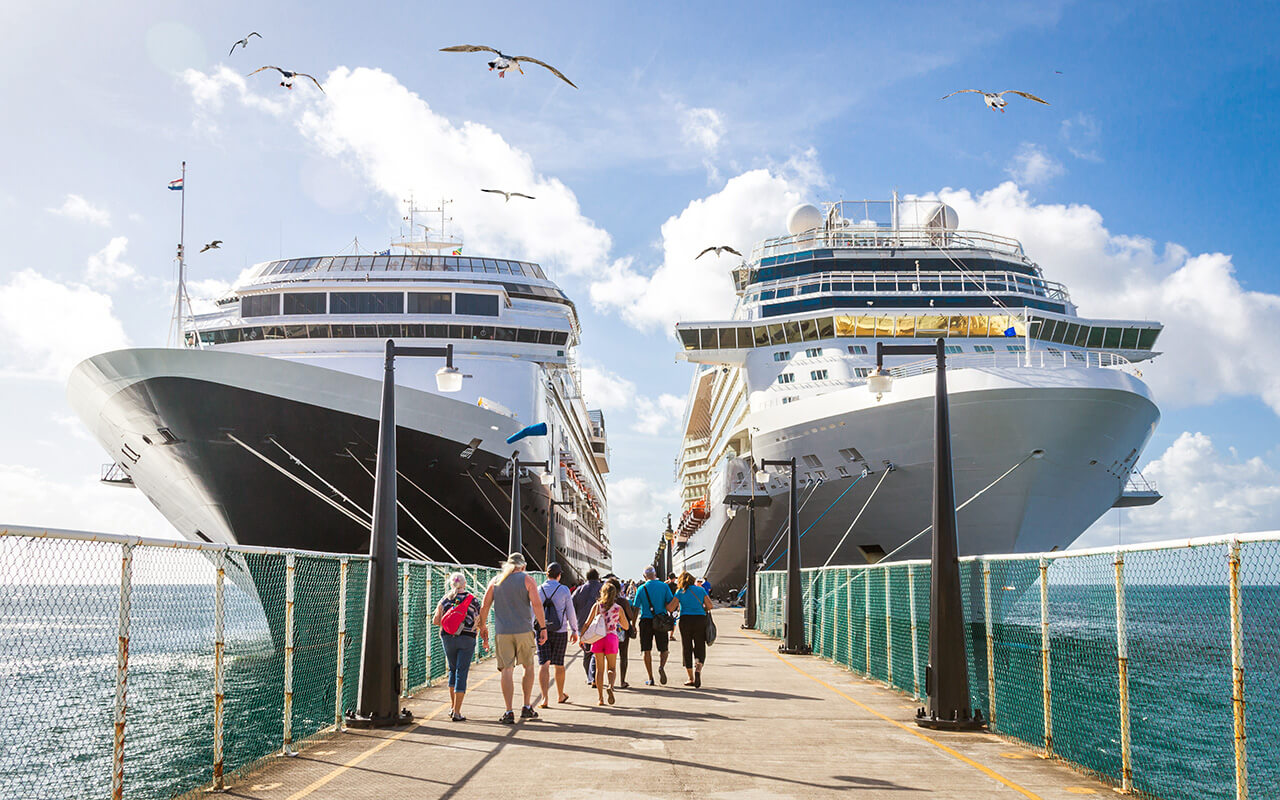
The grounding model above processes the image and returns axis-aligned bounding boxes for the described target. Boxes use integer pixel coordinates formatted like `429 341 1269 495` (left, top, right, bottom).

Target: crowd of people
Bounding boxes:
432 553 716 723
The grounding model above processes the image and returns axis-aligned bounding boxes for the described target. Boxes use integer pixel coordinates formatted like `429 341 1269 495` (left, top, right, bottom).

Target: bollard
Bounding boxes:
335 558 349 727
111 542 134 800
1039 557 1053 756
282 553 296 755
212 550 226 789
1114 553 1132 793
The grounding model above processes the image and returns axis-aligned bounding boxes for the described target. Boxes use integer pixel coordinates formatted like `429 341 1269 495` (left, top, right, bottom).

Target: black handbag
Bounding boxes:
643 584 674 634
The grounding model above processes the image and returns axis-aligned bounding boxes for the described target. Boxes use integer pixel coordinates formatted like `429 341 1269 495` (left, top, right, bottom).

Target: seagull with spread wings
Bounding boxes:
939 89 1049 113
248 66 324 92
228 32 261 56
481 189 536 202
200 240 223 253
440 45 577 89
696 245 742 259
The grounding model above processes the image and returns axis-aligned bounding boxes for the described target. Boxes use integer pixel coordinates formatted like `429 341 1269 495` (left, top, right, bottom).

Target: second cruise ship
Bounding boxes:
672 197 1162 593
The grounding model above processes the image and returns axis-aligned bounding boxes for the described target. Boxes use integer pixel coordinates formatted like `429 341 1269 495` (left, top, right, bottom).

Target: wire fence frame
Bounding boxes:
755 532 1280 800
0 527 537 800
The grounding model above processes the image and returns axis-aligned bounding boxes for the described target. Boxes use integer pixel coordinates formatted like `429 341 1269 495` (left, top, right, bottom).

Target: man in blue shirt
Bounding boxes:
537 563 578 707
634 565 677 685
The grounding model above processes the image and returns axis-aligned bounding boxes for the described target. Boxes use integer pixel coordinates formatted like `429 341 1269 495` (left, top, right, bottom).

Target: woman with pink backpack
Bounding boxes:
432 571 485 721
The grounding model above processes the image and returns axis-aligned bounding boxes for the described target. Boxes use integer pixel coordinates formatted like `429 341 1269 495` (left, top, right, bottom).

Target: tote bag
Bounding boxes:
581 607 610 644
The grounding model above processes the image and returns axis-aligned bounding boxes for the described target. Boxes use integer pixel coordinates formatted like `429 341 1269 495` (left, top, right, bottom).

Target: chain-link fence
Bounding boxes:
755 533 1279 800
0 528 540 800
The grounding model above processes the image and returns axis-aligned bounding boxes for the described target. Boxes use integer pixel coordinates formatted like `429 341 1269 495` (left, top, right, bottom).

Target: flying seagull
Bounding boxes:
439 45 577 89
228 32 261 56
696 245 742 259
481 189 535 202
248 66 324 92
939 89 1050 113
199 240 223 253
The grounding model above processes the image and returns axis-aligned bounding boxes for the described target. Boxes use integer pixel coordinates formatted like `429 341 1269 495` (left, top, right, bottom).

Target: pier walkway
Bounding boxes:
224 610 1108 800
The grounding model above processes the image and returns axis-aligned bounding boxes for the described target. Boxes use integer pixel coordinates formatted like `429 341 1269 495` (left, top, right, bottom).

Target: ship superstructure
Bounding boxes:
70 245 611 578
672 198 1161 593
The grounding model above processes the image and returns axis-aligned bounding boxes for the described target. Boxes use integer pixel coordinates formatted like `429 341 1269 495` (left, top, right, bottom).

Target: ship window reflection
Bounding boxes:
967 316 989 336
241 294 281 318
768 324 786 345
1120 327 1139 349
408 292 452 314
283 293 326 315
835 315 856 337
799 319 820 342
736 328 753 348
455 293 500 317
916 315 947 337
894 316 915 337
679 330 700 350
782 321 803 343
1103 328 1122 348
330 324 354 338
1086 327 1104 348
1137 328 1159 350
948 316 967 337
753 326 771 347
700 329 717 349
875 317 894 337
331 292 405 314
817 317 835 339
719 328 736 348
353 325 378 338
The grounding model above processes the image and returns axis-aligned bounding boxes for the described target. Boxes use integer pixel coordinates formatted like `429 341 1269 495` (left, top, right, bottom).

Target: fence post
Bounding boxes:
1228 539 1248 800
400 563 410 696
846 569 854 669
885 568 893 685
335 557 348 727
424 567 433 684
864 569 871 675
1039 557 1053 757
110 541 134 800
212 550 226 790
1113 552 1132 793
282 553 296 755
983 559 995 728
908 563 921 700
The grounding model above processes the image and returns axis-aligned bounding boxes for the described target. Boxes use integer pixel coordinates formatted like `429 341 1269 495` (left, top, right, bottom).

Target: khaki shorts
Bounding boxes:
496 632 536 671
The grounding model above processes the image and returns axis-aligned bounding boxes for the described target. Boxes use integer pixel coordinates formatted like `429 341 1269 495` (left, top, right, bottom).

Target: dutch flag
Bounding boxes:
168 178 183 191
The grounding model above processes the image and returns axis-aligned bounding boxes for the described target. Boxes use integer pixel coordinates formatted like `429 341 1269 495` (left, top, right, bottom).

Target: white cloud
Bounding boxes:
680 107 725 153
0 270 129 380
1077 432 1280 546
581 364 685 435
182 65 286 117
1061 113 1102 162
590 151 824 331
607 476 682 574
938 183 1280 415
47 194 110 226
1004 143 1065 186
85 236 138 289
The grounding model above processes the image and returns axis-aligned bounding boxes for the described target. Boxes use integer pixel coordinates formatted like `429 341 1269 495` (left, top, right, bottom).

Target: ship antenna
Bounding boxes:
168 160 196 348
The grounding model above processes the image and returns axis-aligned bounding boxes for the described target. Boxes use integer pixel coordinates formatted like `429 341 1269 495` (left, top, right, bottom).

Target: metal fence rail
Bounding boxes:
756 533 1280 800
0 527 537 800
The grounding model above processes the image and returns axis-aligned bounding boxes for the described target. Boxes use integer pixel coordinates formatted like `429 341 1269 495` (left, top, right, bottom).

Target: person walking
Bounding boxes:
674 571 713 688
634 566 677 685
536 562 578 708
431 571 485 721
605 575 637 688
478 553 548 724
571 568 603 685
580 580 631 705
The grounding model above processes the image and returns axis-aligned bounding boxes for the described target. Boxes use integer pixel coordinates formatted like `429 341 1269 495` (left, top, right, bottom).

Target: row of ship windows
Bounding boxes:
255 255 545 279
679 314 1160 351
242 291 501 319
774 344 1029 384
188 323 571 347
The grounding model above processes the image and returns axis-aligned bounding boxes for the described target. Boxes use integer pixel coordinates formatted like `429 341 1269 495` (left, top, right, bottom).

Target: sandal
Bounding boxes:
607 687 615 705
658 667 667 685
694 672 702 689
683 681 696 687
558 695 570 704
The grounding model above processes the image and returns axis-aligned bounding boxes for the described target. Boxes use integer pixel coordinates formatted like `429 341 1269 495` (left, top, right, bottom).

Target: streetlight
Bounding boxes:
724 459 771 630
348 340 462 729
663 514 675 579
870 338 985 731
759 457 809 654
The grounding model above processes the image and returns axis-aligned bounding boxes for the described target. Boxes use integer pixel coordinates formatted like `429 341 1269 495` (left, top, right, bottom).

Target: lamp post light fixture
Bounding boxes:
759 457 809 654
870 338 985 731
724 459 771 630
348 340 462 729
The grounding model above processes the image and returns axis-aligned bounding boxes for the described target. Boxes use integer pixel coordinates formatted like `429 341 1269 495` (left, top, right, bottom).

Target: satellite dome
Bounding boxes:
921 202 959 230
786 203 824 235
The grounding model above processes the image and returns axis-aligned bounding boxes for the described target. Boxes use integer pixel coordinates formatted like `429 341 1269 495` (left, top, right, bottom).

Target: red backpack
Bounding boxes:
441 593 475 635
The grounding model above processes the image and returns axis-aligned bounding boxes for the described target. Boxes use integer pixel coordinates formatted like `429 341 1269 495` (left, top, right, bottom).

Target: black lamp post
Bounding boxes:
507 453 550 561
869 338 985 731
347 340 462 729
759 457 809 654
663 514 675 579
725 459 772 630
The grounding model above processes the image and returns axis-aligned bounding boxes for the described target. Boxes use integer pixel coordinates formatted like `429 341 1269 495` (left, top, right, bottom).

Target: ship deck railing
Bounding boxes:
749 225 1027 263
741 268 1072 305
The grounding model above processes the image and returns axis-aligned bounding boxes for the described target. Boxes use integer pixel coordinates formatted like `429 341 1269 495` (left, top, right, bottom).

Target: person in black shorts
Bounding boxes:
634 566 678 685
537 563 578 707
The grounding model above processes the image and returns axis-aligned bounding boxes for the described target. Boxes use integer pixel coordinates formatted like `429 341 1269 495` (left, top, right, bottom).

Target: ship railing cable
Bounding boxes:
476 471 554 570
813 452 1037 605
822 467 893 568
228 433 372 531
341 447 462 564
268 437 372 523
756 478 824 566
375 454 507 559
762 473 865 572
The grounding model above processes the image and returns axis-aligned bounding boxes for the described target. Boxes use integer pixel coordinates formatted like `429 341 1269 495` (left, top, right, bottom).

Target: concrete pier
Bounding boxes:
222 610 1112 799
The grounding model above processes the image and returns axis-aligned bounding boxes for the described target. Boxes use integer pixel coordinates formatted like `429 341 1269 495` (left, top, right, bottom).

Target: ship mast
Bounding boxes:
168 161 197 348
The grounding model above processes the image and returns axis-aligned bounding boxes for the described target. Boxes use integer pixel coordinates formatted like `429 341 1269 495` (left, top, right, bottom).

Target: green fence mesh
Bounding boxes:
0 529 535 800
755 535 1280 799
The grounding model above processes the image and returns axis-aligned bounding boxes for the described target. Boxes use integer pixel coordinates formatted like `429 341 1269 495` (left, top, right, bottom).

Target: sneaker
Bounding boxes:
499 710 515 725
520 705 539 720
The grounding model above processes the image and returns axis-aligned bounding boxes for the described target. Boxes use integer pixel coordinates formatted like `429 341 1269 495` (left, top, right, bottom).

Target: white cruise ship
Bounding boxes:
672 198 1161 594
68 240 611 580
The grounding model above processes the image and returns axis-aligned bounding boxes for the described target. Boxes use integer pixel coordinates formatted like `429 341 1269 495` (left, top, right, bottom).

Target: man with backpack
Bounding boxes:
571 568 604 685
536 563 578 707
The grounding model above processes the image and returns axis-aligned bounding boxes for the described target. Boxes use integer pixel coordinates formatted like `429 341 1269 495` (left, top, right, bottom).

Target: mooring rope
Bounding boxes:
822 467 893 568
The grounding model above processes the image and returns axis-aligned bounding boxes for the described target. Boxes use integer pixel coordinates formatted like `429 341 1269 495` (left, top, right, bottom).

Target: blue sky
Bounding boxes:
2 0 1279 576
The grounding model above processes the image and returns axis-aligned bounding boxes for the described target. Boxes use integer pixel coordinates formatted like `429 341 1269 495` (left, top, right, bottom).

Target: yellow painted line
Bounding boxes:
744 633 1045 800
283 671 498 800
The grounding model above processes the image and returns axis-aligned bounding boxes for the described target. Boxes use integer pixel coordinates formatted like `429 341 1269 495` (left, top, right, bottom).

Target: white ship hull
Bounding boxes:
678 363 1157 592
